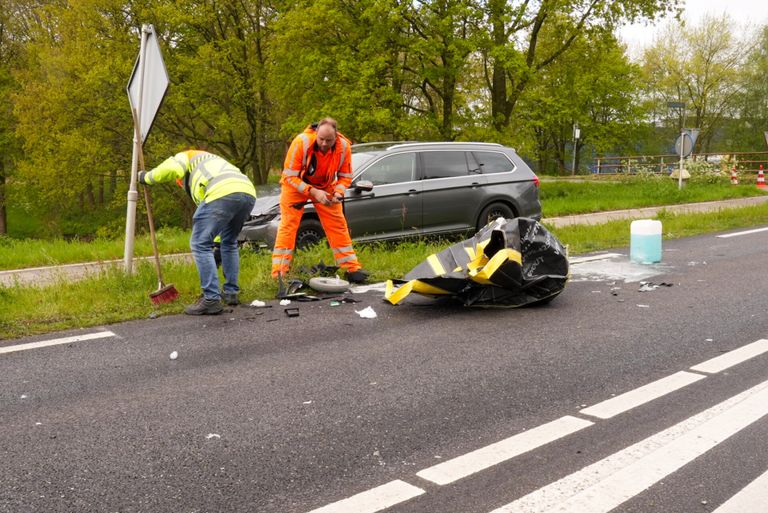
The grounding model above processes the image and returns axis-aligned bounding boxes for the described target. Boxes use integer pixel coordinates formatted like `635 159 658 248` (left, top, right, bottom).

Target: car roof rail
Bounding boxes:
387 141 505 150
351 141 418 151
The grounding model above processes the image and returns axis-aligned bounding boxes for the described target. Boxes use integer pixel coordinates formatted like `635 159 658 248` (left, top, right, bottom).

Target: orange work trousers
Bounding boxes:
271 185 362 278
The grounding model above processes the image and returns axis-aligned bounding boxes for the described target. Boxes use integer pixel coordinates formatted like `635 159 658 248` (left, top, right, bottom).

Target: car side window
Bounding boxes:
357 153 416 185
472 151 515 174
421 151 470 179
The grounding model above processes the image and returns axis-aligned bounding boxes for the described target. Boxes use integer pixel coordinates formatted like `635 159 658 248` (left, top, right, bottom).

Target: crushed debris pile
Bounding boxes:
385 217 569 307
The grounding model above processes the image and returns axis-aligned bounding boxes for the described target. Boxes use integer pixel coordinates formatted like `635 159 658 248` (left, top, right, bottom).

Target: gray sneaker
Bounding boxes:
221 293 239 306
184 297 224 315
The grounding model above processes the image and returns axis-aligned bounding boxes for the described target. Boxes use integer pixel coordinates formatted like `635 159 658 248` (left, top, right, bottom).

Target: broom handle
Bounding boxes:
131 108 165 285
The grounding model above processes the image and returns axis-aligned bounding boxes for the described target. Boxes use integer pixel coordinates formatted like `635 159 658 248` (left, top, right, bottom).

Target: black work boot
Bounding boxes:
346 269 370 284
221 293 239 306
184 296 224 315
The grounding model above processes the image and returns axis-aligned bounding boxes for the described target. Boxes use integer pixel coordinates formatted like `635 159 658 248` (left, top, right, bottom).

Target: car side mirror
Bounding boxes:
352 180 374 193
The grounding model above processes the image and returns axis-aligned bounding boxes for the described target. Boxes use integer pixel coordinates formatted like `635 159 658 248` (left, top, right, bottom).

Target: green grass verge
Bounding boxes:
3 201 768 340
540 177 766 217
0 228 190 271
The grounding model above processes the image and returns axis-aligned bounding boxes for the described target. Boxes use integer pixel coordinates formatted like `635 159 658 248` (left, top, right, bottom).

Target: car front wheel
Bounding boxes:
296 218 325 249
477 202 515 232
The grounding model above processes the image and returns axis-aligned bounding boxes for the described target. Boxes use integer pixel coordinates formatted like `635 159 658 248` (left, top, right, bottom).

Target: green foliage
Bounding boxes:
1 0 706 240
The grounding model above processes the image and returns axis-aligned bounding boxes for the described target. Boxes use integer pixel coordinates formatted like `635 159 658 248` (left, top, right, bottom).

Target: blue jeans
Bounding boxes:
190 192 256 300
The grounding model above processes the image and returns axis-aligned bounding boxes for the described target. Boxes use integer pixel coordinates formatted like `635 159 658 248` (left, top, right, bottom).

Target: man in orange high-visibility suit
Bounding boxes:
271 117 368 283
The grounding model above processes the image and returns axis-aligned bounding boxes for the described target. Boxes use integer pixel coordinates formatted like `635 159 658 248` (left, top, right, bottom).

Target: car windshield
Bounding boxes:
352 151 379 172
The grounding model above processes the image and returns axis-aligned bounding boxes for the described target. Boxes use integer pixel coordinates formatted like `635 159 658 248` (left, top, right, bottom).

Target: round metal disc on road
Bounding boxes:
308 277 350 293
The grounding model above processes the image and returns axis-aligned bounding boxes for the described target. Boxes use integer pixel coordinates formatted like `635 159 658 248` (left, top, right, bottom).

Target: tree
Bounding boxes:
517 31 646 173
731 25 768 152
641 14 752 154
151 0 281 184
0 0 45 235
481 0 681 133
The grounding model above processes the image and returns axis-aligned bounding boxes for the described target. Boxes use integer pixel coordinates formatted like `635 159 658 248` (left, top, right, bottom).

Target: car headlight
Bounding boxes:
244 211 280 227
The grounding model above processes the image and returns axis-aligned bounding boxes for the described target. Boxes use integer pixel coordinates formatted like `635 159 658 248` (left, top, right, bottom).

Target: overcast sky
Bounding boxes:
619 0 768 57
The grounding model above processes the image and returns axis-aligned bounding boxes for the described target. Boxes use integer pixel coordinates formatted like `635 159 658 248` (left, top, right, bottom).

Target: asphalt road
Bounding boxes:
3 225 768 513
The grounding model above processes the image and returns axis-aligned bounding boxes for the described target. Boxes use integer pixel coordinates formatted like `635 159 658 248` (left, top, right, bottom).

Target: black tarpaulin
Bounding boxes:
385 217 569 307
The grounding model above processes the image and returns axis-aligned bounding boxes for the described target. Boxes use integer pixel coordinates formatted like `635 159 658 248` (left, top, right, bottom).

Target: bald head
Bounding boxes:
316 118 337 153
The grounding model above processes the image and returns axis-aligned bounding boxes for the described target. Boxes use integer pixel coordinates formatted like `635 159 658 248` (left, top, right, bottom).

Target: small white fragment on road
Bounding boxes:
303 400 313 405
637 304 650 308
35 422 42 426
279 299 291 306
20 394 27 399
169 351 178 360
706 338 713 342
355 306 378 319
638 283 658 292
250 299 267 307
206 433 221 440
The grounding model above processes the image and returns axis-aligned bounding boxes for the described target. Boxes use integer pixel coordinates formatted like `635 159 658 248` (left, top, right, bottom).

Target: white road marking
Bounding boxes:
580 371 706 419
690 339 768 374
568 253 624 264
305 480 424 513
0 331 116 355
488 379 768 513
416 416 593 485
716 227 768 238
712 469 768 512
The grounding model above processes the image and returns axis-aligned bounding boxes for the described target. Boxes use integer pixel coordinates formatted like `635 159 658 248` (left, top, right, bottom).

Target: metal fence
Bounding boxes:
591 151 768 175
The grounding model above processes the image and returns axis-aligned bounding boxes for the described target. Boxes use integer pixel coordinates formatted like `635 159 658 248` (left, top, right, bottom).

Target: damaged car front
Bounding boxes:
237 184 282 249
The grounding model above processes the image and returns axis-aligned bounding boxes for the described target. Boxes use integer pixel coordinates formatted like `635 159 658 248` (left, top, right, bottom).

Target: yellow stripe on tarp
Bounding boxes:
385 279 451 305
427 254 446 276
469 248 522 284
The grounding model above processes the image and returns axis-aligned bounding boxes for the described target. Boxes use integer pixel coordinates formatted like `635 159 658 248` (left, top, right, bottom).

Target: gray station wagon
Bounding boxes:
238 141 542 249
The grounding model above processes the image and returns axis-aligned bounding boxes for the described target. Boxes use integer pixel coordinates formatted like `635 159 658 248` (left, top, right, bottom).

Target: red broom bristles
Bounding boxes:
150 283 179 305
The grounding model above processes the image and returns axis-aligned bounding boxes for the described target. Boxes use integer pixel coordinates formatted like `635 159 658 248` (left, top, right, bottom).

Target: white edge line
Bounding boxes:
712 468 768 513
0 331 116 355
716 227 768 238
490 378 768 513
415 416 593 485
580 371 706 419
306 480 424 513
691 339 768 374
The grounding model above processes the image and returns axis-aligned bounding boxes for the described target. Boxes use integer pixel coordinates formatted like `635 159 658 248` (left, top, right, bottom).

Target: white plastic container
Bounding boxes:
630 220 662 264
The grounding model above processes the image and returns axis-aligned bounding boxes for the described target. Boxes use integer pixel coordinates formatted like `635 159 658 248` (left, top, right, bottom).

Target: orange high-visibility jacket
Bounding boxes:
280 125 353 197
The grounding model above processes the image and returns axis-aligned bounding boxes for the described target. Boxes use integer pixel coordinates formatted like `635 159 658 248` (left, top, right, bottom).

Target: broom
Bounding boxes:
132 108 179 305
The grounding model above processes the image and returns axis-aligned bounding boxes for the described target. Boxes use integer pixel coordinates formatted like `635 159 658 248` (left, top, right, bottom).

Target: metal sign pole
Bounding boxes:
123 26 150 274
571 123 580 176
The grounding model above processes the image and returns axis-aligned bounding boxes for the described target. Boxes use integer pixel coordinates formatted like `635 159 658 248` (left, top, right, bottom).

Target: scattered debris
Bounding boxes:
303 400 313 405
206 433 221 440
637 304 650 308
279 299 291 306
169 351 178 360
355 306 378 319
638 281 674 292
250 299 267 307
284 307 300 318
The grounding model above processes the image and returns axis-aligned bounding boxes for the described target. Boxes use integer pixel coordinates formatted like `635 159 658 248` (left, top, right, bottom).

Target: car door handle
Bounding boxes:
408 189 420 195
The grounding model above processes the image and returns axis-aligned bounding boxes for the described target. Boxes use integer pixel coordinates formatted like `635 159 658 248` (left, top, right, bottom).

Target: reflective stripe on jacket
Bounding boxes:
142 150 256 205
280 126 352 197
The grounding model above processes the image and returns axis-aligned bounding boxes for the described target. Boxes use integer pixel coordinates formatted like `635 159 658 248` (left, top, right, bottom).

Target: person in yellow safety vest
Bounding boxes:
139 150 256 315
271 117 368 283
